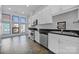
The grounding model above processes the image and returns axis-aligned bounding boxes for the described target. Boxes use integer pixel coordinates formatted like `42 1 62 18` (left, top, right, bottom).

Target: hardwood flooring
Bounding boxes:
0 35 54 54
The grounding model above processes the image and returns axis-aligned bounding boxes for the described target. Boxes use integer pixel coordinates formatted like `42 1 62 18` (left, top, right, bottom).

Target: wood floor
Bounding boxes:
0 35 53 54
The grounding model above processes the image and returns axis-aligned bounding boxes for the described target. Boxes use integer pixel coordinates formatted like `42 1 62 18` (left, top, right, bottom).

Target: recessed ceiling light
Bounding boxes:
8 8 11 10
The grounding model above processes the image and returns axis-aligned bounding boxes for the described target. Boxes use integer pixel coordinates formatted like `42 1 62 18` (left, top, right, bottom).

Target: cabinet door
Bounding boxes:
35 31 40 43
48 33 60 53
60 36 79 54
59 35 66 54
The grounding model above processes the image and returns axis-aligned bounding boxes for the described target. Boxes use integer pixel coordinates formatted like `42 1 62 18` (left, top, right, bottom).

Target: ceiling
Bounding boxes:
2 5 47 18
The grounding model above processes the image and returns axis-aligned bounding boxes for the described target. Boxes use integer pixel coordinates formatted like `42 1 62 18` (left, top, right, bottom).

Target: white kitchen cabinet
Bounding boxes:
48 33 79 54
48 33 60 53
59 35 79 54
35 31 40 43
38 16 52 24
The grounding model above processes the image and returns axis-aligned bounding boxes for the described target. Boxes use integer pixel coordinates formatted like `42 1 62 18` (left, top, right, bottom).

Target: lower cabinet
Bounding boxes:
35 31 40 43
48 33 79 54
59 36 79 54
48 34 60 53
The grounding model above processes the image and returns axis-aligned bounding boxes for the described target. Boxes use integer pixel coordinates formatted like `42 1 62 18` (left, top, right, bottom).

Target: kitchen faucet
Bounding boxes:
61 29 64 34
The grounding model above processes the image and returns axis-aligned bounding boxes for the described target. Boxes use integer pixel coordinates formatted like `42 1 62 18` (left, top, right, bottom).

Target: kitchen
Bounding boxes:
29 5 79 54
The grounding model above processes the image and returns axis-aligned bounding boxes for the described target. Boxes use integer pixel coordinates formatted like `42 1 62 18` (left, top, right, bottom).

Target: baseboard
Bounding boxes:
34 40 55 54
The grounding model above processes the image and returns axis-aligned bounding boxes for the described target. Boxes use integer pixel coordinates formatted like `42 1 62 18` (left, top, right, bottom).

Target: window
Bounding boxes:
12 15 19 23
2 14 10 22
19 17 26 23
2 22 10 34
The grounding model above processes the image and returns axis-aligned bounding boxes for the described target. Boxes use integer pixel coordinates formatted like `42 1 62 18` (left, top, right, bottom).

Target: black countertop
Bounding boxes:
28 27 38 31
39 29 79 37
49 31 79 38
28 27 79 37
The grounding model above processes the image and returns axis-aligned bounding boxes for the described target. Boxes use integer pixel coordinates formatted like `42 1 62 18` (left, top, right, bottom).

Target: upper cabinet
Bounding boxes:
29 5 79 29
52 6 79 30
33 6 53 25
53 9 78 30
37 5 77 25
38 7 52 24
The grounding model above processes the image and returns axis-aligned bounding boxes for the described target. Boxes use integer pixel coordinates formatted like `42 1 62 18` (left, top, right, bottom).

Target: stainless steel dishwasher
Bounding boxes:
40 31 48 48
